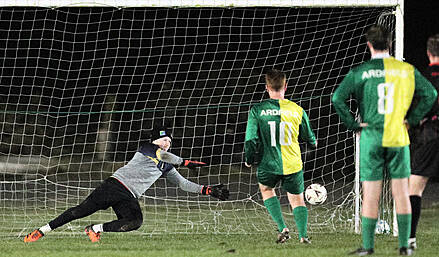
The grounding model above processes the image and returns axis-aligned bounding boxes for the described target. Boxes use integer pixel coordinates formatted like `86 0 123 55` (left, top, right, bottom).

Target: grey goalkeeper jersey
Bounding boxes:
112 143 203 198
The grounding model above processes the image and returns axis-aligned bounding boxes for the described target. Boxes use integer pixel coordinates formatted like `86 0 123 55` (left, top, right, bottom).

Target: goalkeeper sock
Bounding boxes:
409 195 421 238
293 206 308 239
361 216 377 250
39 224 52 234
92 224 103 233
264 196 286 232
397 214 412 248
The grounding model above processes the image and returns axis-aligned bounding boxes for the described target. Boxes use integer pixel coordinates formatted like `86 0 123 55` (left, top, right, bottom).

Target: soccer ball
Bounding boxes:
375 220 391 234
305 183 327 205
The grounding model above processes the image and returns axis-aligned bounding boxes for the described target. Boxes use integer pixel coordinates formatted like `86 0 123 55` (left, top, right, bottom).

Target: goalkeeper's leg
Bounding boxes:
82 198 142 242
101 199 143 232
24 195 104 242
24 178 118 242
49 196 105 230
82 200 142 242
81 181 142 242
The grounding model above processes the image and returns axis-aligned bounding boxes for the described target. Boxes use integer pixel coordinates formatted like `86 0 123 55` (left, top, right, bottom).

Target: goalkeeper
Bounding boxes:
24 127 229 243
244 69 317 244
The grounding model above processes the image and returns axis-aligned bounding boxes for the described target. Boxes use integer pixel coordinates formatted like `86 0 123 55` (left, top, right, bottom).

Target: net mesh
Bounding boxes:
0 6 396 236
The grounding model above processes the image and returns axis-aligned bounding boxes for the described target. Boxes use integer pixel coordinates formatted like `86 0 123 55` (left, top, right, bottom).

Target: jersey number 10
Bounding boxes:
268 121 294 147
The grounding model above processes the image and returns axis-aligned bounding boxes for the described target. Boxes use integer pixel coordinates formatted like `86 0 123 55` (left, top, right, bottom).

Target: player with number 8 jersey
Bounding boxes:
332 25 437 256
332 54 436 147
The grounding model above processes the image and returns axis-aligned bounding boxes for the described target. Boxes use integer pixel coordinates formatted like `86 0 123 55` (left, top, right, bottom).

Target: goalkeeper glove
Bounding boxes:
183 160 207 169
201 184 229 201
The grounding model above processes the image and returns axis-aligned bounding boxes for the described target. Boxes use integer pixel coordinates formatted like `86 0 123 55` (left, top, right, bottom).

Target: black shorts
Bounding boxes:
410 138 439 178
48 177 142 230
86 177 142 219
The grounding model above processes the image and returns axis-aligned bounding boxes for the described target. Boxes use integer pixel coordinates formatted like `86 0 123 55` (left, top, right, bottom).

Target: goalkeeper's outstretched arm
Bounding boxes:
158 151 207 169
165 169 229 201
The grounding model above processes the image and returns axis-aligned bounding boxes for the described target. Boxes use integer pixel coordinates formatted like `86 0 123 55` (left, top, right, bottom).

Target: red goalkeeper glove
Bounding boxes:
201 184 229 201
183 160 206 169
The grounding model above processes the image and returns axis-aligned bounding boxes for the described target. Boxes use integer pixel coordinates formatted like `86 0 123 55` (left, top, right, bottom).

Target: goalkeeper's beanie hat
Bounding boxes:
151 127 173 141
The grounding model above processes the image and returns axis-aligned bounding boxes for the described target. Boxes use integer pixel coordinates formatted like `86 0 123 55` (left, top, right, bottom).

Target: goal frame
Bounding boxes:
0 0 404 236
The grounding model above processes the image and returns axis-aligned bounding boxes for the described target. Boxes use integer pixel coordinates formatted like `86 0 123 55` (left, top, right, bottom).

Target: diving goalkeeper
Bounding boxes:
24 127 229 243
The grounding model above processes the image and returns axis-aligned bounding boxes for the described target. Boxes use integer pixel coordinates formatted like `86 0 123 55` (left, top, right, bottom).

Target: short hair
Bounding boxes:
427 34 439 57
265 69 286 91
365 25 391 51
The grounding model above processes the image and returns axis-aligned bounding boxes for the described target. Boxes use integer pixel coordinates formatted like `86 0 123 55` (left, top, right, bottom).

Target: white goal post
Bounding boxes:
0 0 403 237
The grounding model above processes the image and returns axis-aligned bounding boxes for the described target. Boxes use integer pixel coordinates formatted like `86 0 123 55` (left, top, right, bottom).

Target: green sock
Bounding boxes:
397 214 412 248
362 216 377 250
293 206 308 239
263 196 286 232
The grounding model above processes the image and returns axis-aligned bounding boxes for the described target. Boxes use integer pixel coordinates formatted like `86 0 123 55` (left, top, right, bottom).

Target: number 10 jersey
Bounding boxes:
245 98 316 175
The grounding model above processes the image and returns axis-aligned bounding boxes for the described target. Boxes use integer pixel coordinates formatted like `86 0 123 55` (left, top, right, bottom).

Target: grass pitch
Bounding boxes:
2 207 438 257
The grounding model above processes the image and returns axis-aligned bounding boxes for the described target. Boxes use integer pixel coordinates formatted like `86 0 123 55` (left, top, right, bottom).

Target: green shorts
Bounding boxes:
360 136 411 181
257 170 304 194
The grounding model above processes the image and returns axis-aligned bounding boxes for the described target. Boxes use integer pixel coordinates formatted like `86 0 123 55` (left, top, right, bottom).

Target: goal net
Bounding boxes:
0 0 402 237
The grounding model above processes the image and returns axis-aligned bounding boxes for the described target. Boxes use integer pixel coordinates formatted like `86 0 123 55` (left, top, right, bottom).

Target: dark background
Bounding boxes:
404 2 439 68
0 7 380 166
0 6 379 205
0 4 435 188
0 3 437 208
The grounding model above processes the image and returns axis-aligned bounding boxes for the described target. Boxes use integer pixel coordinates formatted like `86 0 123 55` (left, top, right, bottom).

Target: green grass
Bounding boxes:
2 207 438 257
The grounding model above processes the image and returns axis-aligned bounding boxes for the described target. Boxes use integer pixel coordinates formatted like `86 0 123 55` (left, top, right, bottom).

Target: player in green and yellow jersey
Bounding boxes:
332 25 437 256
245 69 317 244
